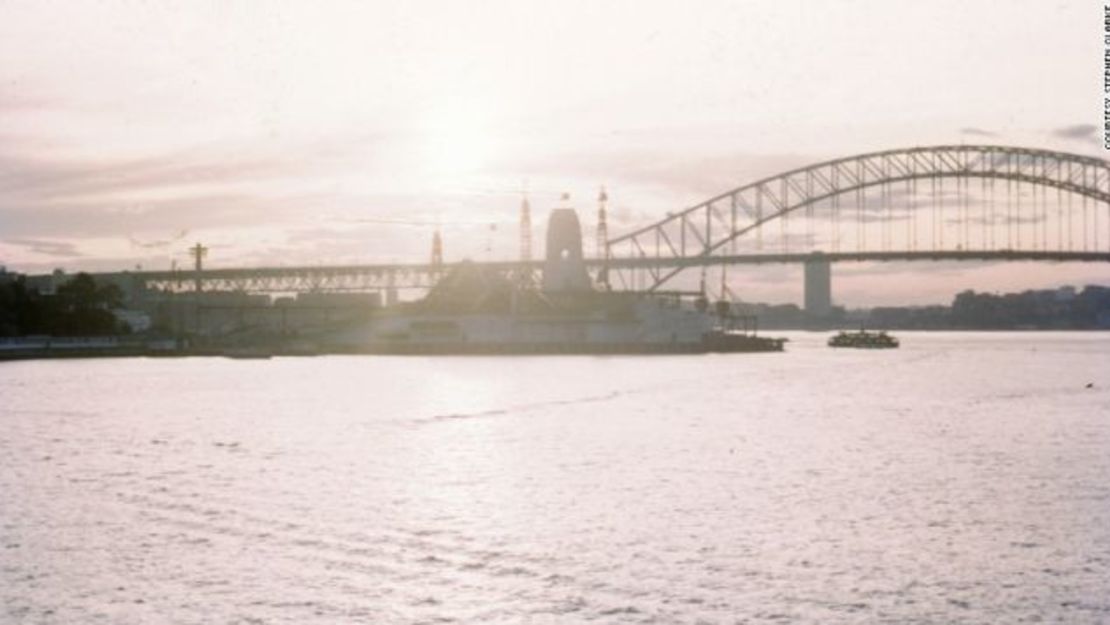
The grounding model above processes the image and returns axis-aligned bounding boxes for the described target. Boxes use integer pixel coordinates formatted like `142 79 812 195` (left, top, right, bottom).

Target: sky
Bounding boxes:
0 0 1107 305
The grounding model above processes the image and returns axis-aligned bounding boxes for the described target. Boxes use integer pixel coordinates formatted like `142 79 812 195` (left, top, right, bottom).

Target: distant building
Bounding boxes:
1054 286 1076 302
113 309 151 333
25 269 68 295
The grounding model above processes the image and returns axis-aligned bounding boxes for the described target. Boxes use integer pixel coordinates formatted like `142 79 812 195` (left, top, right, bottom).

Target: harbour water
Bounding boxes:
2 332 1109 624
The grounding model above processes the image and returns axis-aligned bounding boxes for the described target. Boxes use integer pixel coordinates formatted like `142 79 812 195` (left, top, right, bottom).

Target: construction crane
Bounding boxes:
188 242 208 293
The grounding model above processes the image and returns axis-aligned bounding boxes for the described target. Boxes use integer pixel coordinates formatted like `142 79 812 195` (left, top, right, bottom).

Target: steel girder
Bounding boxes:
115 145 1110 296
604 145 1110 291
136 261 544 294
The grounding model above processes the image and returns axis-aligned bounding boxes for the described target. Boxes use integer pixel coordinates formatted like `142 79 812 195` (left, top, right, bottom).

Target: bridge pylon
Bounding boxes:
804 253 832 317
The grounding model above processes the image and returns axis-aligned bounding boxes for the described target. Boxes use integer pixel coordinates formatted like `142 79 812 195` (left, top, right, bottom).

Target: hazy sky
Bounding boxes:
1 0 1107 304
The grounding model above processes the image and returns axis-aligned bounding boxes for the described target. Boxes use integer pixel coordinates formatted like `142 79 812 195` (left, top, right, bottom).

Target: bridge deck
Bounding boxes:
82 249 1110 294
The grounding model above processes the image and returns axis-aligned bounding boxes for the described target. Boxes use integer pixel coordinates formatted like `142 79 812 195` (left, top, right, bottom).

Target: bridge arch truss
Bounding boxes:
604 145 1110 291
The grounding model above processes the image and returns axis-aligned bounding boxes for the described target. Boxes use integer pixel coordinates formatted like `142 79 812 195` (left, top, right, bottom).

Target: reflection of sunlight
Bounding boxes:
419 99 499 179
421 368 499 417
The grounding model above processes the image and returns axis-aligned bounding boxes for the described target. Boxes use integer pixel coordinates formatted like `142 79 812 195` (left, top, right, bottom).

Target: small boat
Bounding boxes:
828 328 899 349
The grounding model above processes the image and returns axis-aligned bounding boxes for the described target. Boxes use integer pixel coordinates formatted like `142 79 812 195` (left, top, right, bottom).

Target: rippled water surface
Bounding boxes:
2 332 1110 624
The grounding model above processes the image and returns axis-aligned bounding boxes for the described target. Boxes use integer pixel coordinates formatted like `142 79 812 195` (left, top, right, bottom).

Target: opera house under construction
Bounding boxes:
319 208 784 354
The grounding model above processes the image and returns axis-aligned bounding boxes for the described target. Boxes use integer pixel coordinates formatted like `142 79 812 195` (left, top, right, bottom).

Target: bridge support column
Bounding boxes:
804 254 832 317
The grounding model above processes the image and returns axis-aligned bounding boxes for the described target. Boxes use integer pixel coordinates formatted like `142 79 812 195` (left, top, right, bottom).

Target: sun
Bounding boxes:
419 99 499 179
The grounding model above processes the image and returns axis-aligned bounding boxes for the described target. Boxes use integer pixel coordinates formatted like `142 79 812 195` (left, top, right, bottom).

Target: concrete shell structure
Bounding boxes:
542 209 593 293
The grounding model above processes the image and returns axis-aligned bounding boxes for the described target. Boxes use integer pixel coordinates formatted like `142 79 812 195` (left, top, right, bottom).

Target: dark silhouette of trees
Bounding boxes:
0 273 129 337
946 287 1108 329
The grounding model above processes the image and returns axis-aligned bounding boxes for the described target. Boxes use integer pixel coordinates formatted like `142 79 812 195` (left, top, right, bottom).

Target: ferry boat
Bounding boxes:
827 328 899 349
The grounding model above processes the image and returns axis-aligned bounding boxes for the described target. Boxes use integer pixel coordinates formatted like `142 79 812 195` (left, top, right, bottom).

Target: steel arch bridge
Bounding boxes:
604 145 1110 292
101 144 1110 296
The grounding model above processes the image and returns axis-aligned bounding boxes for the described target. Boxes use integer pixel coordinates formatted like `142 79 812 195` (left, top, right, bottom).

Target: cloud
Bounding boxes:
0 130 396 244
1049 123 1100 147
959 127 998 138
0 87 54 114
0 126 391 201
0 150 298 202
0 191 286 239
515 147 822 211
4 237 84 258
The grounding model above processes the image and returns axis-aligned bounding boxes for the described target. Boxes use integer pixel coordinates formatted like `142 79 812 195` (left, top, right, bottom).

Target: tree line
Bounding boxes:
0 273 130 337
870 285 1110 330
